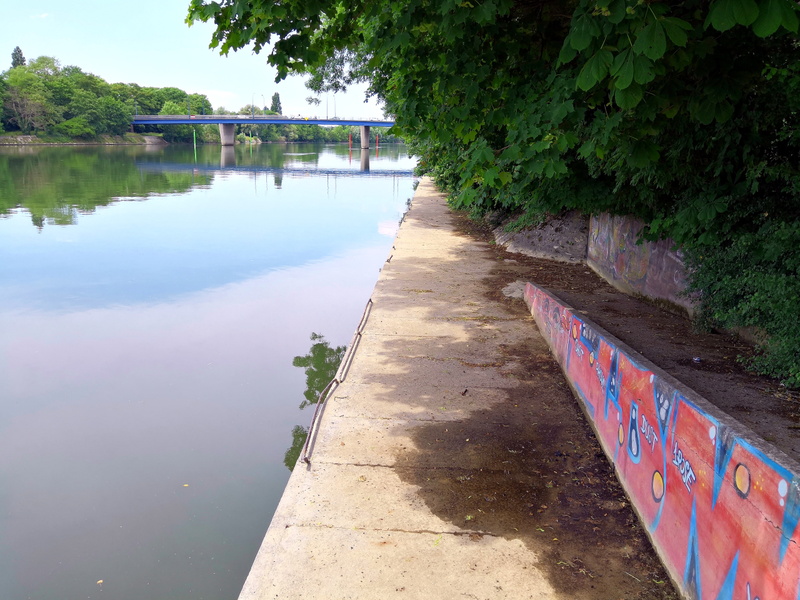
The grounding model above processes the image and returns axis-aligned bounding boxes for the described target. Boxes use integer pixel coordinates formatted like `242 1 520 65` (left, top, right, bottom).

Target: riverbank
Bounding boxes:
0 133 167 145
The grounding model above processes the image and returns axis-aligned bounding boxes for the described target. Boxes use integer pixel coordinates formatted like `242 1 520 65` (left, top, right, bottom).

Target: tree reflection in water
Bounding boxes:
284 333 346 470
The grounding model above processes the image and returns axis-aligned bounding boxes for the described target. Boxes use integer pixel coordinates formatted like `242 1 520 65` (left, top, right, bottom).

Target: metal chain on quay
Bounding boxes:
300 297 373 468
299 195 411 467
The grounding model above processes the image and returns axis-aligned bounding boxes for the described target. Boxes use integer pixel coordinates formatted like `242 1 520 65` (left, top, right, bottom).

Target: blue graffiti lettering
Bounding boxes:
672 441 696 492
640 413 658 452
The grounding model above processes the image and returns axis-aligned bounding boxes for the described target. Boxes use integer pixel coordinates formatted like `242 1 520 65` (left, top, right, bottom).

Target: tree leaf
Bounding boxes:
578 140 596 158
693 98 716 124
662 17 691 46
558 40 578 65
576 49 612 91
615 56 635 89
614 83 643 109
708 0 737 31
732 0 760 25
570 14 600 51
781 0 799 32
633 55 655 84
483 167 498 186
610 49 630 76
633 21 667 60
550 99 574 123
607 0 627 24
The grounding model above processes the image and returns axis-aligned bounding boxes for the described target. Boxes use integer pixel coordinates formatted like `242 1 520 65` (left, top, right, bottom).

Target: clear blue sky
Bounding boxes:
4 0 385 119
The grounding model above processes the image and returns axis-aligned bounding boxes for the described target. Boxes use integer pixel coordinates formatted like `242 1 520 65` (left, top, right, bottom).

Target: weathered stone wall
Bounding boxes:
587 214 694 315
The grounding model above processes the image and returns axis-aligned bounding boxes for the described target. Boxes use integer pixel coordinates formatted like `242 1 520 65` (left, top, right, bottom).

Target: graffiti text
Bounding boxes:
640 414 659 452
672 441 696 493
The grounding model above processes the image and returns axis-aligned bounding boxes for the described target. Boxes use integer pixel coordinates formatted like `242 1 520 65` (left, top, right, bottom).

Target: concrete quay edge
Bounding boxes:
237 178 562 600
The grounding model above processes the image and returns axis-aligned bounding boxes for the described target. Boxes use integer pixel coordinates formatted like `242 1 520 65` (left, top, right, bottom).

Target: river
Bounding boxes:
0 142 417 599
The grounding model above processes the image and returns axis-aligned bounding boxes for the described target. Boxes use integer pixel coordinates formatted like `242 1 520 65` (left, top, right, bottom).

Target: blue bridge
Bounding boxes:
132 115 395 147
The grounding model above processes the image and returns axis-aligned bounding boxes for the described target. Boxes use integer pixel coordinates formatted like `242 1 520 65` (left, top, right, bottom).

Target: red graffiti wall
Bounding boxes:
525 282 800 600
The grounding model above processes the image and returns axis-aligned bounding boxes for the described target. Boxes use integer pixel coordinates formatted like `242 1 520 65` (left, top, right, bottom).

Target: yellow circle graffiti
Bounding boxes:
734 463 751 498
652 471 665 502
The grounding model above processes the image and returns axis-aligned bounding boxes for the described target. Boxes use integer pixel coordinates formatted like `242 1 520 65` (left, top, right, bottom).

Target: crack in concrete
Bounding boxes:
309 460 539 477
287 522 499 538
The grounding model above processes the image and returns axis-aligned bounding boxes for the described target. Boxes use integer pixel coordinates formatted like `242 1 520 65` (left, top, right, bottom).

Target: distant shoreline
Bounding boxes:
0 135 402 147
0 133 168 146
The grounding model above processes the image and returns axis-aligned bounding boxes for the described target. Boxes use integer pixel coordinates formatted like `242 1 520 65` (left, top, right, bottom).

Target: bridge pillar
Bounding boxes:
219 123 236 146
360 125 370 149
360 149 370 172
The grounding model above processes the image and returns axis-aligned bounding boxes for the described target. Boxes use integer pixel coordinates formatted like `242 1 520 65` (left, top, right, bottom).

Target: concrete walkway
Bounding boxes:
238 178 673 600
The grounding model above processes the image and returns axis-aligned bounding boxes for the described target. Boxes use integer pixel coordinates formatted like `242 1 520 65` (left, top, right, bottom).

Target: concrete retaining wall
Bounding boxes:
587 213 694 315
524 282 800 600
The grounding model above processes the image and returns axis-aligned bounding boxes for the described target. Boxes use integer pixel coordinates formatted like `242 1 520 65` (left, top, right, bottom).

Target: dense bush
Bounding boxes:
685 222 800 387
53 116 95 138
189 0 800 385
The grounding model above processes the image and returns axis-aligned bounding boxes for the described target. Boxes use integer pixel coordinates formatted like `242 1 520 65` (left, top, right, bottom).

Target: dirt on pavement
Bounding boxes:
393 207 799 600
483 211 800 463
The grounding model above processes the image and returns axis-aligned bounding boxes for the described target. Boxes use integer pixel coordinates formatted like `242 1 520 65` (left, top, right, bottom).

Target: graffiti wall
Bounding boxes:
588 213 694 314
524 282 800 600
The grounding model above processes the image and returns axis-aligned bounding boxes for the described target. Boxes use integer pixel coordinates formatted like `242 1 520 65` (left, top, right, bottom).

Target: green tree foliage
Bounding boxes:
11 46 25 69
3 66 60 133
283 425 309 471
0 55 217 139
189 0 800 385
292 332 346 409
284 332 346 471
0 147 211 227
53 116 96 139
0 51 380 145
159 100 195 142
270 91 282 114
188 93 212 115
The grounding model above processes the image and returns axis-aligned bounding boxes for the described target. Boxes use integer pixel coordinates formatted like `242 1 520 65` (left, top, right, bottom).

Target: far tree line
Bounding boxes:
0 47 397 144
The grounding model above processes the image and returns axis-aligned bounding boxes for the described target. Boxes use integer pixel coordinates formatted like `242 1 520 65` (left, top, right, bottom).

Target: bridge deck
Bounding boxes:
132 115 394 127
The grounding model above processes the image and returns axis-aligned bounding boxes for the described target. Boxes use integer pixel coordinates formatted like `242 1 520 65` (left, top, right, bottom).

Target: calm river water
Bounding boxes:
0 142 416 599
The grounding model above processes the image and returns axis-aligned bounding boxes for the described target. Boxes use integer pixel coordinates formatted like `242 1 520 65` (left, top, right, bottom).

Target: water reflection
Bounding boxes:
137 147 403 177
0 146 213 228
0 143 413 231
293 333 346 410
0 142 416 600
0 145 415 311
284 333 346 471
220 145 236 167
284 425 310 472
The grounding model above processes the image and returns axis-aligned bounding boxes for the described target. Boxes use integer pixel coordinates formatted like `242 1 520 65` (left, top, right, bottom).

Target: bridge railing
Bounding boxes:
133 114 296 121
131 115 394 126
